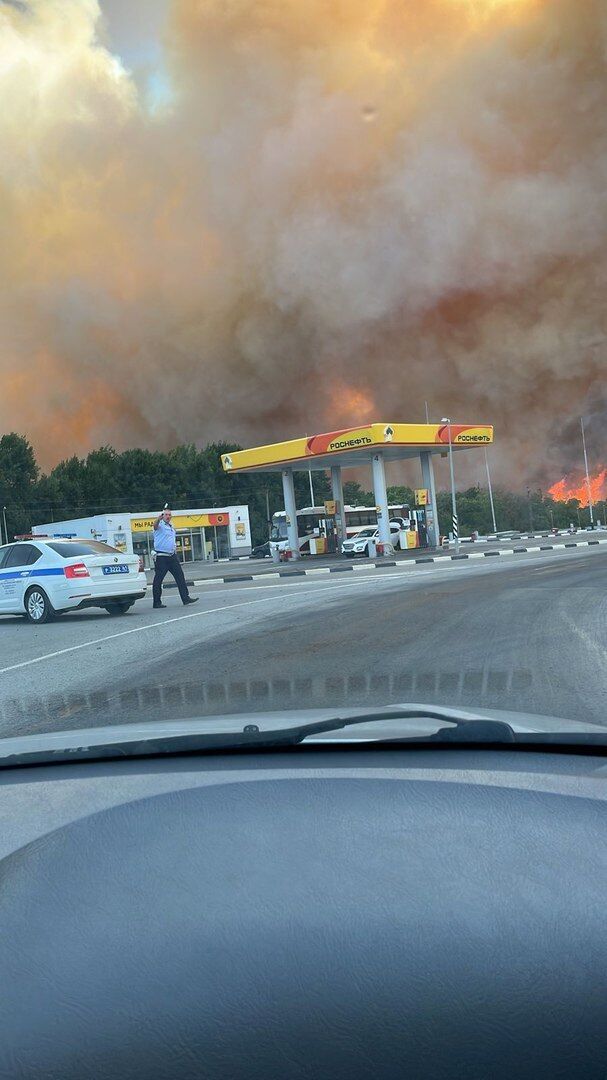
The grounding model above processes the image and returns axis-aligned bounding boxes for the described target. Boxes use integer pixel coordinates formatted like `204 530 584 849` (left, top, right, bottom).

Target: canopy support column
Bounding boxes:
420 451 439 548
281 468 300 559
371 452 391 546
330 466 347 550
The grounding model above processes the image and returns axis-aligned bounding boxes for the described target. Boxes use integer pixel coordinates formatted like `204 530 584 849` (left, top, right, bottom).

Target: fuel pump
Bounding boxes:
413 489 430 549
323 500 338 554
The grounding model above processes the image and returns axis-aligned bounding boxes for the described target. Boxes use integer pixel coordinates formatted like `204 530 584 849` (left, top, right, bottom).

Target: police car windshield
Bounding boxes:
47 541 120 557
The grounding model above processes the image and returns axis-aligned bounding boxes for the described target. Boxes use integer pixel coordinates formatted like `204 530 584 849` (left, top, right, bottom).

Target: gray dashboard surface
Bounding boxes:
0 749 606 1079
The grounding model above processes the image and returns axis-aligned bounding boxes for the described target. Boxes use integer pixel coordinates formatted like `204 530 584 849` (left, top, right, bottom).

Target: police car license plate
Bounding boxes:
103 564 129 575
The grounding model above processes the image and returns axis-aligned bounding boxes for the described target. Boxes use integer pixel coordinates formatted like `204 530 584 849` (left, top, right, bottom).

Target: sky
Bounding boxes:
98 0 170 107
0 0 606 490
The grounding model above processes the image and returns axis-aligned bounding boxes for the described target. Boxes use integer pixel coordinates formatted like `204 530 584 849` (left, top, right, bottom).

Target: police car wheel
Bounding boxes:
104 602 133 616
24 587 55 624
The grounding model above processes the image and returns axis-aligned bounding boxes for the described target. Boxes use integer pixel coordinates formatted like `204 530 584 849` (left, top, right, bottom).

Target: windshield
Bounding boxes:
1 0 606 753
47 541 121 557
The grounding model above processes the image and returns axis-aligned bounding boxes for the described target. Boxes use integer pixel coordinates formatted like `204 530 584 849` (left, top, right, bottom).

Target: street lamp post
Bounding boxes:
441 418 459 553
304 432 316 508
1 506 7 547
484 447 497 534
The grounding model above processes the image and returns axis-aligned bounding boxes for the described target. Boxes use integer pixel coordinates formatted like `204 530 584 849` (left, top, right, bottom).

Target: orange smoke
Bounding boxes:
548 469 607 506
328 382 375 425
1 0 606 482
1 350 152 464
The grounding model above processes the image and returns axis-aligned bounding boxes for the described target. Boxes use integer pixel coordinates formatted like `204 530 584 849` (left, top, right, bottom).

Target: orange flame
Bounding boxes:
548 469 607 506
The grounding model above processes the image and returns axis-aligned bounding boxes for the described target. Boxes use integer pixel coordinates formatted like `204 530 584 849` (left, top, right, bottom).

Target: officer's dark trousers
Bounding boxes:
153 553 189 604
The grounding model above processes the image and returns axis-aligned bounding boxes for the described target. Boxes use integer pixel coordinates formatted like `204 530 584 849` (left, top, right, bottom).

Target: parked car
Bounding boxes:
249 541 272 558
0 538 146 623
341 521 404 557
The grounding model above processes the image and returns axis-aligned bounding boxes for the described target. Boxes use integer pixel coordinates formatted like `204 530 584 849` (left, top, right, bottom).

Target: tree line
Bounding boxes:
0 432 599 547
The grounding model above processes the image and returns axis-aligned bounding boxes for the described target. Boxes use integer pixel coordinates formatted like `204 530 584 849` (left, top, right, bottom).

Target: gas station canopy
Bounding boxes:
220 421 494 557
221 423 493 474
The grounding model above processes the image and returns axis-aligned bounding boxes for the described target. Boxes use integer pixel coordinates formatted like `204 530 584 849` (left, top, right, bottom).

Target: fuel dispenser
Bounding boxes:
309 500 340 555
323 499 338 554
408 489 430 549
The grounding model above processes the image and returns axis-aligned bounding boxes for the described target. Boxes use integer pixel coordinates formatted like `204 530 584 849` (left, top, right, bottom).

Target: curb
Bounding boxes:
157 536 607 588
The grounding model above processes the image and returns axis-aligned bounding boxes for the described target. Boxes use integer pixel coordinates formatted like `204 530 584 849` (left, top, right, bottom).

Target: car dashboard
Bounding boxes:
0 745 606 1079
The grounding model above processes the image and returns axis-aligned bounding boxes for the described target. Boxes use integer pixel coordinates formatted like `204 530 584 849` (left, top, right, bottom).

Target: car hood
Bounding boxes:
0 702 604 763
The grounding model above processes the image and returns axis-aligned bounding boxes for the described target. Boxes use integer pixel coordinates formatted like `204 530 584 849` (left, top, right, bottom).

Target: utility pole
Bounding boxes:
484 447 497 534
424 401 430 424
304 432 315 507
1 506 7 546
580 416 594 526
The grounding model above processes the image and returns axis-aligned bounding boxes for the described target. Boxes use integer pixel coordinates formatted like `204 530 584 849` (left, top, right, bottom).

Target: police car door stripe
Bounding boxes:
0 567 64 581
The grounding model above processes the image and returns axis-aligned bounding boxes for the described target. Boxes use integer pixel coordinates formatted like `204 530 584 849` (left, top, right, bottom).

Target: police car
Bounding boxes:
0 537 147 623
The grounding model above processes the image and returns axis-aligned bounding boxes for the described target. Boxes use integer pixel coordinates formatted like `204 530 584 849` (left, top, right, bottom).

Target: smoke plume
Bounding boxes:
1 0 606 486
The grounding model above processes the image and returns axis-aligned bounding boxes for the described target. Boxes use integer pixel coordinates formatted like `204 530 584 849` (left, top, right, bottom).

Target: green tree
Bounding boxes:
0 433 39 538
342 480 373 505
387 485 415 508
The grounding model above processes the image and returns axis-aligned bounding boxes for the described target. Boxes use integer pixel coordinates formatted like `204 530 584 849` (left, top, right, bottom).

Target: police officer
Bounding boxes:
152 508 198 609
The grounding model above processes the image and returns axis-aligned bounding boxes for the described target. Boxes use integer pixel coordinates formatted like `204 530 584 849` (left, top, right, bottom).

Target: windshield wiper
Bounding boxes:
4 706 607 769
0 707 517 769
266 708 517 745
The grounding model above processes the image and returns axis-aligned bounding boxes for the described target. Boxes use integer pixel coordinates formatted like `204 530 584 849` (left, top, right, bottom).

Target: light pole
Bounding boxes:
484 447 497 534
441 418 459 553
1 506 7 547
304 432 315 508
580 416 594 526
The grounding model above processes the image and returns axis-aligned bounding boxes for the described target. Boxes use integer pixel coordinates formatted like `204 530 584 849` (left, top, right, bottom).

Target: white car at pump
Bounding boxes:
341 521 404 556
0 538 147 623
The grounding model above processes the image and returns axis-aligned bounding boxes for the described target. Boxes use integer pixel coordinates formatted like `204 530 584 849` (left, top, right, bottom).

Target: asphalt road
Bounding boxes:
0 544 606 737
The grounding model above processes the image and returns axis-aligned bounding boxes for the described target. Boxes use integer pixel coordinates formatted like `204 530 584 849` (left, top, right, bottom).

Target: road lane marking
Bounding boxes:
562 614 607 667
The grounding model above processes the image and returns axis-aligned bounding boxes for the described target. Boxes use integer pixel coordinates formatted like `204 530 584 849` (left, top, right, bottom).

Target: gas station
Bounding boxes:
222 422 494 558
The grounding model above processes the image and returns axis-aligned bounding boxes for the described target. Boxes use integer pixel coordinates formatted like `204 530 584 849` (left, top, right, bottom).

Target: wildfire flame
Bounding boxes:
548 469 607 507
